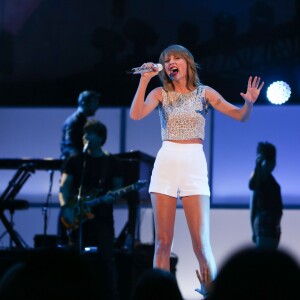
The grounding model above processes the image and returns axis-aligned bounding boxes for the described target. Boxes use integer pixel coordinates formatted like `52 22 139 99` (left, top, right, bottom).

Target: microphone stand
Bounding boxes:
42 170 54 245
77 155 88 254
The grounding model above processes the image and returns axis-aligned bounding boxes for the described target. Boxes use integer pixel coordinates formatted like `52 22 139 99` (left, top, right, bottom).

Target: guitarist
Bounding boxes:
58 119 123 300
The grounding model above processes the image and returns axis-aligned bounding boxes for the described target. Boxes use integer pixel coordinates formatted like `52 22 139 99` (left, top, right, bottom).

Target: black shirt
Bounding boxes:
64 153 123 223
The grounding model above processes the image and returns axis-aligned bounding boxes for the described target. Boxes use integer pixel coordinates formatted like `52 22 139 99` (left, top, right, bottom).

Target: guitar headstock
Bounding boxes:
134 179 148 190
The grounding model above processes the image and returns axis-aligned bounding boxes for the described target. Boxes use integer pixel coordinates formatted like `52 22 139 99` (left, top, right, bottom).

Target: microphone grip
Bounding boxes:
127 63 163 74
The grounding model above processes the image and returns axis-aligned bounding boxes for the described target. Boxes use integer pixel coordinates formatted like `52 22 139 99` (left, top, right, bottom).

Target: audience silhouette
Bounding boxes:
0 248 98 300
207 246 300 300
131 267 183 300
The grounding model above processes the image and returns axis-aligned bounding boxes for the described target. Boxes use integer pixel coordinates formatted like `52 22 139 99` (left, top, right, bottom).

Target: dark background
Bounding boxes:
0 0 299 107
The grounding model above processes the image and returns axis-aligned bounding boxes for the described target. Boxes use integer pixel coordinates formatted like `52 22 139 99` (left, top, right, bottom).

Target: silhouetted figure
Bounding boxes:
131 268 183 300
60 90 100 161
58 91 100 252
249 142 283 249
0 248 95 300
207 247 300 300
58 119 123 300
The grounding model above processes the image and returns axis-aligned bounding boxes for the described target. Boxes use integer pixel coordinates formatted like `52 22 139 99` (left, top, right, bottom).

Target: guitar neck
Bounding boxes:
85 184 137 207
112 184 136 198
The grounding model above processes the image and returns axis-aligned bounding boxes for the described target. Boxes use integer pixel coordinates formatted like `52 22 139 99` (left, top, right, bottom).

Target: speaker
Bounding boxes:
34 234 58 248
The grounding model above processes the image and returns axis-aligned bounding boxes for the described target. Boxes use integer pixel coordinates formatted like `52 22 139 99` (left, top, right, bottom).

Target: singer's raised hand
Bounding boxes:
240 76 264 104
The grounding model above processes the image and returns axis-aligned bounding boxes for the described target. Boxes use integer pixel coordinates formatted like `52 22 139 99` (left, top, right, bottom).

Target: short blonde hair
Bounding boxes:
158 44 201 91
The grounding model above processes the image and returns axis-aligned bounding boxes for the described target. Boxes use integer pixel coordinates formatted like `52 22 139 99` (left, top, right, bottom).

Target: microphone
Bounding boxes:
127 63 163 74
83 141 89 154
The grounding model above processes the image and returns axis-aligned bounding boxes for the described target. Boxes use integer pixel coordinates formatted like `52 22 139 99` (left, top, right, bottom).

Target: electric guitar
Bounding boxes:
60 179 147 231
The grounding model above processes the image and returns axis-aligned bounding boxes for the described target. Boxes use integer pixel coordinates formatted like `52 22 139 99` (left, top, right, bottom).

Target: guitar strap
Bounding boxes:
96 153 112 197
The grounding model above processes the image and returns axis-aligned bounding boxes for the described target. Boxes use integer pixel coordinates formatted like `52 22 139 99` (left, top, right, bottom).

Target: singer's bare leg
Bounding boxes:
182 195 217 284
151 192 177 271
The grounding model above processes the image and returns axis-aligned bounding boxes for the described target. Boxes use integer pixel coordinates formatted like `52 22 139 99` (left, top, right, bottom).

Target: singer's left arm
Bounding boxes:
206 76 264 122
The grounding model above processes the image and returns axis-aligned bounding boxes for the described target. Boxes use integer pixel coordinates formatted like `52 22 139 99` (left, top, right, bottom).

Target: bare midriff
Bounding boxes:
167 138 203 144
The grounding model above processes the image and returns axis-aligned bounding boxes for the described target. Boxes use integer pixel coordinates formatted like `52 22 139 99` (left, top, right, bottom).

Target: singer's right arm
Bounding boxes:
130 77 161 120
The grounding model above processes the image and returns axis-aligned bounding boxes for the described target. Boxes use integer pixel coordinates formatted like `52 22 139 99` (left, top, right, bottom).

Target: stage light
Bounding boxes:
266 81 291 105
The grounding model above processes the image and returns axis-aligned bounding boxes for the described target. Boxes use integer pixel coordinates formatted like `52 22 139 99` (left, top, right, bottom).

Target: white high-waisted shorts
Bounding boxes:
149 141 210 198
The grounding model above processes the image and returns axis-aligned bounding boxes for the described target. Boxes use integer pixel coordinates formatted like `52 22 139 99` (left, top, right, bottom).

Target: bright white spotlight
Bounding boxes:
266 81 291 105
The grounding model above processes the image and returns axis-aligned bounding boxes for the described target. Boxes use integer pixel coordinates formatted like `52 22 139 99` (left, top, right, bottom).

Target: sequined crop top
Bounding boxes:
158 85 208 141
